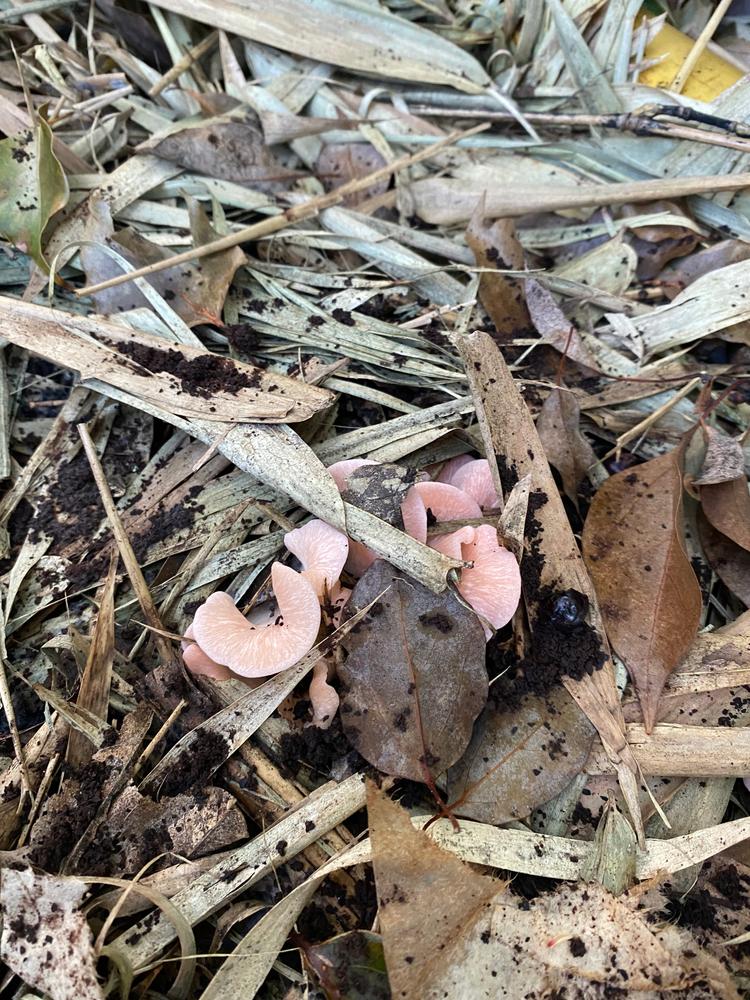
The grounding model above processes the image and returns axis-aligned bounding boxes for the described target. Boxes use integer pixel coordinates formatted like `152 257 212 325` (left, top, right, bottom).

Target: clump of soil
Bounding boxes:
279 716 367 780
29 451 105 549
156 729 229 798
117 341 263 397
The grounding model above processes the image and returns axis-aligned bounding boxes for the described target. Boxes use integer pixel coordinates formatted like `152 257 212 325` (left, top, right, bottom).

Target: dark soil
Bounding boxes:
156 729 229 798
117 341 263 396
29 451 105 549
279 716 367 780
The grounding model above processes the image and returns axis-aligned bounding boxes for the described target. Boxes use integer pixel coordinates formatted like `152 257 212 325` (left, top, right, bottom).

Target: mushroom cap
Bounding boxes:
400 481 482 544
309 659 339 729
284 519 349 599
327 458 377 492
446 459 501 510
455 524 521 635
429 525 476 561
327 459 378 576
435 454 474 482
192 564 321 676
181 625 233 680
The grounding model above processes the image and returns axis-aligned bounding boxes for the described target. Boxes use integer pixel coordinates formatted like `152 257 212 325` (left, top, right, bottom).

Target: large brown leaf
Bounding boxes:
583 449 702 732
447 684 594 823
465 200 529 340
339 561 487 781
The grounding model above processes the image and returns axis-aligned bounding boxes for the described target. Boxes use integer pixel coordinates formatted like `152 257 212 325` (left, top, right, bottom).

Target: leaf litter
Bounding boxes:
1 1 750 997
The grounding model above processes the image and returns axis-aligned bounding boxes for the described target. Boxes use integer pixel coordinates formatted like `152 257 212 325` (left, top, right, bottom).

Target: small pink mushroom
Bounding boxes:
192 564 321 677
438 458 501 510
309 660 340 729
181 625 232 680
433 523 520 637
284 519 349 600
327 459 379 576
400 481 482 544
429 525 476 562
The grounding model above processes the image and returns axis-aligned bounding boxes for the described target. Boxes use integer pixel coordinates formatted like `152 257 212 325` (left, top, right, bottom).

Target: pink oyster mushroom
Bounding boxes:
400 481 482 545
431 524 521 637
438 457 501 510
327 458 379 576
181 624 232 680
284 519 349 600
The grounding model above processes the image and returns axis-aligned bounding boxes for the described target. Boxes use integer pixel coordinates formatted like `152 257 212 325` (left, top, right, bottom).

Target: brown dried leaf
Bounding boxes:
316 143 388 206
81 196 245 326
368 785 736 998
700 475 750 553
583 449 702 732
141 119 293 190
523 277 600 370
447 685 594 823
693 427 747 486
466 201 530 340
339 561 487 781
0 866 103 1000
698 510 750 606
536 387 597 507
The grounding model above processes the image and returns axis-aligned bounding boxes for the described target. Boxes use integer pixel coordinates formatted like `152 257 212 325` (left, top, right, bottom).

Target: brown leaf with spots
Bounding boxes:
536 387 597 508
447 684 594 824
316 142 388 205
700 474 750 554
583 449 702 732
368 785 736 999
466 198 530 340
339 561 487 781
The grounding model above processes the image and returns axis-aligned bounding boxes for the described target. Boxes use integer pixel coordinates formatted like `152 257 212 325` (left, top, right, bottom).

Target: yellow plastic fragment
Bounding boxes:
639 22 743 101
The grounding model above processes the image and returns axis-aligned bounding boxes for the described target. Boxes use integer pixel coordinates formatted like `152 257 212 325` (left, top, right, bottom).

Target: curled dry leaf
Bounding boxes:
368 785 737 999
693 426 747 486
536 387 598 508
339 560 487 781
0 866 103 1000
466 199 530 340
583 448 702 732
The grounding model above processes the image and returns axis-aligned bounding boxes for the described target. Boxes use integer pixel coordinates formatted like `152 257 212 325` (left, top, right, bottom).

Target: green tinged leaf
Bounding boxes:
0 117 68 270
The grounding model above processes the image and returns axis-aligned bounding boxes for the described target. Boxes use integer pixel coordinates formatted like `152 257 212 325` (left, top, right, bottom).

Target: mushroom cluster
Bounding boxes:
182 455 522 727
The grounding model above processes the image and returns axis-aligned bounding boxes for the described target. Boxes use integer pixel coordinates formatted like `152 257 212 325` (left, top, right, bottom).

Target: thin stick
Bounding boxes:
148 30 219 97
610 376 701 461
75 123 489 298
0 592 32 803
0 0 80 21
78 424 176 667
671 0 734 94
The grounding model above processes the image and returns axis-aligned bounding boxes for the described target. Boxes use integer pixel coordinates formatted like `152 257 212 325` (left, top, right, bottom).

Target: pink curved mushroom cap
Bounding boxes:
327 458 377 492
284 519 349 600
429 525 476 562
192 564 321 676
452 524 521 636
400 481 482 544
181 624 232 680
309 659 339 728
444 459 501 510
327 459 378 576
435 454 473 483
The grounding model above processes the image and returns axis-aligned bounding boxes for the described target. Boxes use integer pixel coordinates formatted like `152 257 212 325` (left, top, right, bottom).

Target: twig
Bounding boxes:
670 0 734 94
0 0 80 22
78 424 177 667
74 123 489 298
148 30 219 97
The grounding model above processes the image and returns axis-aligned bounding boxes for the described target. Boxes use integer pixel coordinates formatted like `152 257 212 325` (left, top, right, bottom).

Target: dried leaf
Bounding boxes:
694 426 747 486
698 511 750 606
0 117 68 269
700 475 750 554
368 785 736 998
316 143 388 205
447 684 595 824
339 561 487 781
303 931 390 1000
524 278 600 370
141 119 291 190
147 0 490 92
0 866 103 1000
466 201 530 340
583 448 702 731
536 388 598 507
